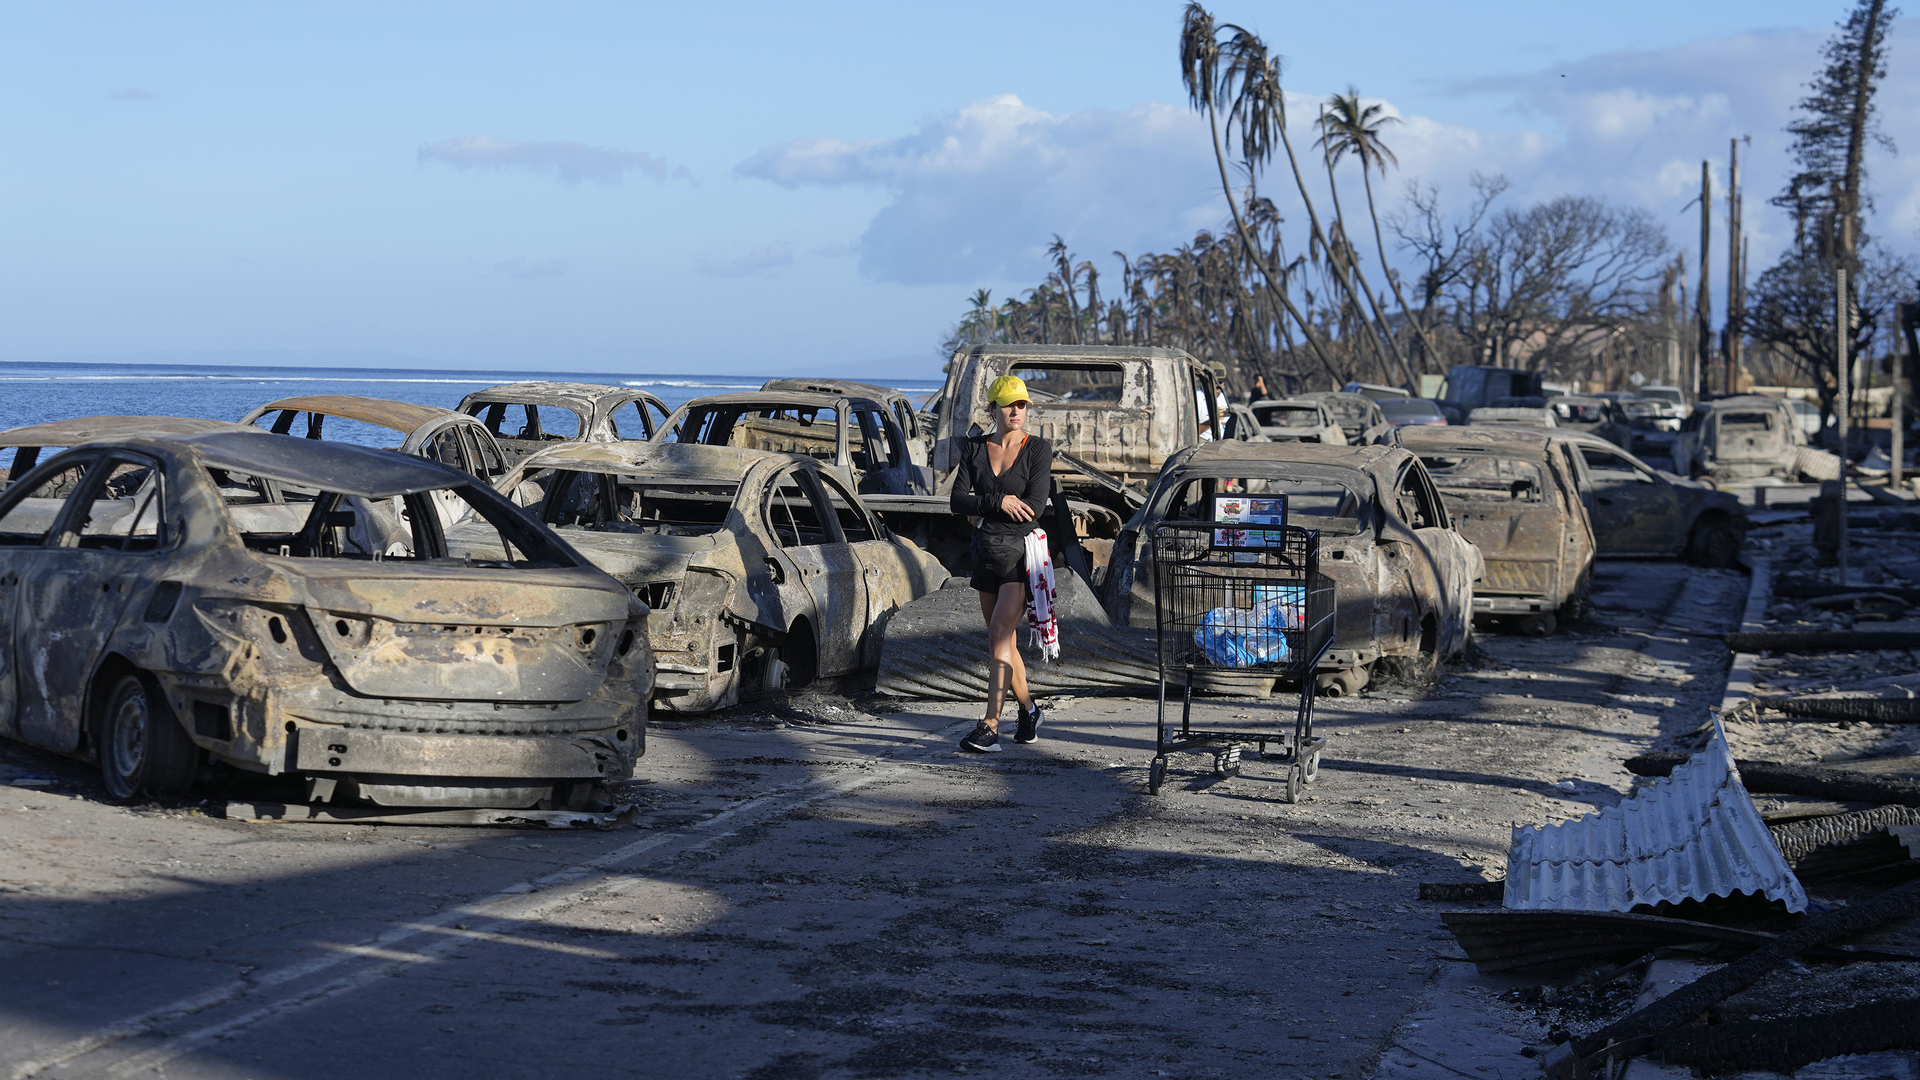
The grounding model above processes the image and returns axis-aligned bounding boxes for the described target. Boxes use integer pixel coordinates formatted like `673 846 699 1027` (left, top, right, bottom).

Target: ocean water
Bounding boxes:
0 360 944 445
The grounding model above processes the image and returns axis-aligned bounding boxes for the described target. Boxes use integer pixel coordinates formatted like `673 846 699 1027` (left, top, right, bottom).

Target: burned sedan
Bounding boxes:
1248 398 1348 444
0 431 650 806
458 381 671 463
1395 426 1595 635
658 391 934 496
1100 442 1480 696
2 416 259 491
507 441 948 712
1557 432 1747 566
240 394 515 489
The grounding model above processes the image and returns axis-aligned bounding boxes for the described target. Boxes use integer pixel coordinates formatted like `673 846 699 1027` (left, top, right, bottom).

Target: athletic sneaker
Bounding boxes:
959 722 1002 753
1014 704 1044 744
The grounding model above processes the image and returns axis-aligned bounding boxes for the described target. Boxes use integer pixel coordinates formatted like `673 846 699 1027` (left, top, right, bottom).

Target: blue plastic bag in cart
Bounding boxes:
1192 588 1302 667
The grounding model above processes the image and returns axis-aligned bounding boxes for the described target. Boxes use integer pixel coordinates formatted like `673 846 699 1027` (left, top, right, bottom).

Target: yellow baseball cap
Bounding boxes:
987 374 1031 407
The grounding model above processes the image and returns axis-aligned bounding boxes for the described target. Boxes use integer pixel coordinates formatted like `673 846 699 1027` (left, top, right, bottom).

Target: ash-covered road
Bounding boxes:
0 562 1747 1080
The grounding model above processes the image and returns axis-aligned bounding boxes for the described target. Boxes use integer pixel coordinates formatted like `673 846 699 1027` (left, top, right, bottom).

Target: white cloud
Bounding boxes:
109 88 158 101
696 242 793 278
734 23 1920 292
420 135 688 186
495 257 567 280
737 94 1220 286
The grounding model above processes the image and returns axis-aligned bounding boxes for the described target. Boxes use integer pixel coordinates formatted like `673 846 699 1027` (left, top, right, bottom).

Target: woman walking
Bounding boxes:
949 375 1052 753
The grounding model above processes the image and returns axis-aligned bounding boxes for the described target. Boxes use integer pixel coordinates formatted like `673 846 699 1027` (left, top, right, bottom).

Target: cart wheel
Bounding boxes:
1304 750 1320 783
1285 763 1304 804
1213 746 1241 778
1148 756 1167 796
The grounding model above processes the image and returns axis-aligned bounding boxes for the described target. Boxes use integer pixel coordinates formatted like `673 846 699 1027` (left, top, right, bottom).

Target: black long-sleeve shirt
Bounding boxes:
949 433 1052 536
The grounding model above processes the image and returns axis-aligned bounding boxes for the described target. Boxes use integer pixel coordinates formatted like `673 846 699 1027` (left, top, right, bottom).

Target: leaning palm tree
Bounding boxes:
1179 3 1334 373
1315 101 1419 390
1318 86 1443 377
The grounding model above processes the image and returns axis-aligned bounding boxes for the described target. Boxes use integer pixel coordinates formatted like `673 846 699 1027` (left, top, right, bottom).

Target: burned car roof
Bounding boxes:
464 381 647 406
164 429 478 498
670 390 874 411
0 415 252 447
245 394 455 434
522 439 807 480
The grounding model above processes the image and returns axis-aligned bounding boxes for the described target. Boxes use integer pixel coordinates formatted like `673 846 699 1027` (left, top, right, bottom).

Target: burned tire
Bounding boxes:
1689 519 1742 568
97 671 198 800
1148 756 1166 796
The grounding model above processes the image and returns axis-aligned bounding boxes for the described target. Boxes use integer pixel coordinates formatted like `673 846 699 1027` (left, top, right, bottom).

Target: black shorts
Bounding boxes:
969 530 1032 594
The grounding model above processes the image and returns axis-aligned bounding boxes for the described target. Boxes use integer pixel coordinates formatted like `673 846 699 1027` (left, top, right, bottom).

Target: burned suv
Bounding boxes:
0 431 650 807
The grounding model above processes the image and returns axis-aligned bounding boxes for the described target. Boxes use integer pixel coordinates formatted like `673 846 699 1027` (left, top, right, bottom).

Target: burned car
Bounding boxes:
1394 426 1595 635
1248 399 1348 445
1671 394 1807 482
1469 404 1556 429
1101 442 1481 696
0 431 650 806
240 395 514 489
760 378 931 469
508 441 948 712
657 391 933 496
1296 391 1391 445
1557 432 1746 566
458 381 671 463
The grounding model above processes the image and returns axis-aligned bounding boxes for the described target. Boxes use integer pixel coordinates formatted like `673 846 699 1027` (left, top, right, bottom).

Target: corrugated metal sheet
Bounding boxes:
1505 718 1807 912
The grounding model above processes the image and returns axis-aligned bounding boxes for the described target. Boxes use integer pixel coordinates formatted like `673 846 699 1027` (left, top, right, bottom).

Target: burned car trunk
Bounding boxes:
1395 426 1596 634
1097 443 1481 695
497 441 947 713
0 431 650 808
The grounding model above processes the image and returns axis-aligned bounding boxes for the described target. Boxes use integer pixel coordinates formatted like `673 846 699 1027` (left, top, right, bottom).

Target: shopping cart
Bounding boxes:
1148 521 1335 802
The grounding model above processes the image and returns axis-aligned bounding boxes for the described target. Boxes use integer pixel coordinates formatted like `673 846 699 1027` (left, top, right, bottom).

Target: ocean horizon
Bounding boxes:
0 359 946 436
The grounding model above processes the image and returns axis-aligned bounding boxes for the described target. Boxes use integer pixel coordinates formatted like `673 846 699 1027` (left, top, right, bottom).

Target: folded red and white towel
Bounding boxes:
1023 529 1059 663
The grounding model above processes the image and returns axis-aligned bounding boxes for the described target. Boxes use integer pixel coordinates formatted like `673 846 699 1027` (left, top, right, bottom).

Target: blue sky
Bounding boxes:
3 1 1911 379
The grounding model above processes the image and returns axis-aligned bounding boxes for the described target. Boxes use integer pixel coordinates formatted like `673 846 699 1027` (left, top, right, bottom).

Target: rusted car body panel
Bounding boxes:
500 441 948 712
930 345 1217 517
1671 395 1806 481
1296 392 1391 445
1395 427 1595 624
760 378 930 470
457 381 671 463
239 394 515 490
1554 432 1747 566
0 431 650 807
1099 443 1480 677
655 391 933 497
1248 399 1347 445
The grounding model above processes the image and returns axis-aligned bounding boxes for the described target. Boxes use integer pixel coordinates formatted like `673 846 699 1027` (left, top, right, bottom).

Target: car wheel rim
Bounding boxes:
110 688 148 784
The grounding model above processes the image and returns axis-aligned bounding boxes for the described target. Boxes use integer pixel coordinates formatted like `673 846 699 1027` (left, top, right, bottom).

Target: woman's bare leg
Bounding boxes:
980 581 1033 727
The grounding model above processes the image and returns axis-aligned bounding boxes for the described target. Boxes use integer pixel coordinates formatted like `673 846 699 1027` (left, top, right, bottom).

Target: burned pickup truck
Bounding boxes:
507 441 948 712
0 430 650 807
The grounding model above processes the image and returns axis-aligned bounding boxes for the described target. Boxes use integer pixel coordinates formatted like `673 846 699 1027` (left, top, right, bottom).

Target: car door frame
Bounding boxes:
12 449 172 752
0 450 107 739
761 465 867 678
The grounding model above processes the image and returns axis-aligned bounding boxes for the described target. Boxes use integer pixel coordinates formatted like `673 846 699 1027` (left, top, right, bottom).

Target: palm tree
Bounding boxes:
1180 4 1333 373
1316 101 1419 390
1318 86 1442 378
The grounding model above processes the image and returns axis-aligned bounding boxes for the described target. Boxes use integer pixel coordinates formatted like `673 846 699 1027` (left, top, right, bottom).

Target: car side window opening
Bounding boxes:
465 428 507 478
68 455 168 552
535 407 583 440
0 456 98 546
816 472 876 542
1009 361 1129 406
1583 448 1654 483
1423 454 1545 503
607 401 661 440
1394 465 1443 529
425 429 469 473
766 470 843 548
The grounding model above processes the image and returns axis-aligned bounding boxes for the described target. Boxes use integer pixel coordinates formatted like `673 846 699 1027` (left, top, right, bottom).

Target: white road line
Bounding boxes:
14 716 975 1078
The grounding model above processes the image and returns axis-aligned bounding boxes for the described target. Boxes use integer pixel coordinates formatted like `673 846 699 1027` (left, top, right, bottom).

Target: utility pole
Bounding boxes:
1837 265 1850 585
1696 160 1713 400
1726 137 1747 390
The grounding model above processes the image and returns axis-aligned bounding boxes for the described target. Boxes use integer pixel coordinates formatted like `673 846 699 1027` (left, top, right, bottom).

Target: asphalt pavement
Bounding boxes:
0 560 1748 1080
